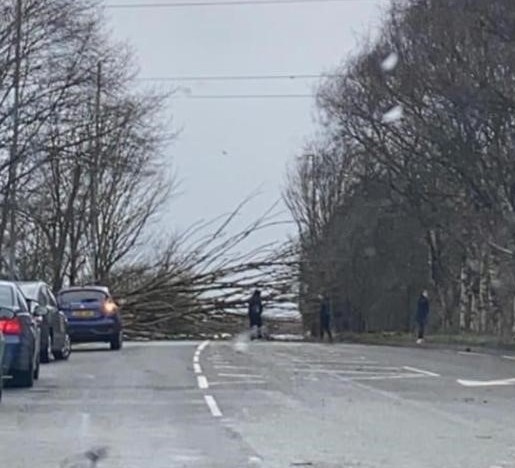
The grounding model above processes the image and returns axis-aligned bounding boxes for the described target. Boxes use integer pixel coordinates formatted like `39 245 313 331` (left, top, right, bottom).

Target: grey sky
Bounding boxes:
105 0 386 244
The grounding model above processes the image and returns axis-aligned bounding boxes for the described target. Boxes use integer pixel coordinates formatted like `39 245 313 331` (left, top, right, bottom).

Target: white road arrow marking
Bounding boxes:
457 377 515 387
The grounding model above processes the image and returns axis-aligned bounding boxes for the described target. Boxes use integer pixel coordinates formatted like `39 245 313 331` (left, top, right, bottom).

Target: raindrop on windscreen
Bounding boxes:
382 104 404 124
381 52 399 72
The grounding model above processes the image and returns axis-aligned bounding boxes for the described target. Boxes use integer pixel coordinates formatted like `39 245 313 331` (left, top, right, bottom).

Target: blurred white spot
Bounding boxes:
233 332 250 353
248 455 264 466
382 105 403 123
381 52 399 72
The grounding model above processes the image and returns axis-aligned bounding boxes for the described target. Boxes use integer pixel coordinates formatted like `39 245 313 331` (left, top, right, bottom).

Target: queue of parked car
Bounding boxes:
0 281 123 402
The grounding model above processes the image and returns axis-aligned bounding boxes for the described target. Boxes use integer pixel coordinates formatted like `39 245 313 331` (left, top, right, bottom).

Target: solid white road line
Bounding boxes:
217 373 264 378
457 377 515 387
351 374 424 382
193 363 202 374
197 375 209 389
209 380 268 386
204 395 222 417
502 355 515 361
403 366 440 377
213 364 250 369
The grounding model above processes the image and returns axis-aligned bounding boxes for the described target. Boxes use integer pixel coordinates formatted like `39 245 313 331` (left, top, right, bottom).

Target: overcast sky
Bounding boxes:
105 0 386 244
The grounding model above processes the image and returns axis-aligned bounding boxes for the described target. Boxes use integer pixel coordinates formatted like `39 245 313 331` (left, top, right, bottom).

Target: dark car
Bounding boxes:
17 281 71 363
0 328 4 401
57 286 123 350
0 281 41 388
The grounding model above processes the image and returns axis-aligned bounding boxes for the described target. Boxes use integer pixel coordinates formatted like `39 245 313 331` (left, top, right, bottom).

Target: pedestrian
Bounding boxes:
319 294 333 343
248 289 263 339
416 290 430 344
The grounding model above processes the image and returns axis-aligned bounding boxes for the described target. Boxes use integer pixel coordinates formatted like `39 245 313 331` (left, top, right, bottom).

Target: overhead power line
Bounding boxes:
105 0 372 9
136 73 340 82
173 93 314 99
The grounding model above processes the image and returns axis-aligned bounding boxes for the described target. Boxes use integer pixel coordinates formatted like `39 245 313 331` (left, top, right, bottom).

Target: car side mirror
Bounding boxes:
35 305 48 316
27 300 47 316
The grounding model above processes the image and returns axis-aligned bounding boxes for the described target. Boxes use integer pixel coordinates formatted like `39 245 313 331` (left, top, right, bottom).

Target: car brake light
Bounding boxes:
101 300 117 316
0 317 22 335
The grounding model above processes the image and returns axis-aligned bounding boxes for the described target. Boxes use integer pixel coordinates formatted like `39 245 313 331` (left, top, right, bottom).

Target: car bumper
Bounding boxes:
68 317 121 343
2 337 32 375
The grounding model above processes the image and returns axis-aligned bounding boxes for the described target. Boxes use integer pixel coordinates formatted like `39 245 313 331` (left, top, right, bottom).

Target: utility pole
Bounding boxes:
8 0 22 280
90 60 101 282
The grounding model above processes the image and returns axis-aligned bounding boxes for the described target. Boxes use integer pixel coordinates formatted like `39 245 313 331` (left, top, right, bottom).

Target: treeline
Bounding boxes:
0 0 170 291
286 0 515 340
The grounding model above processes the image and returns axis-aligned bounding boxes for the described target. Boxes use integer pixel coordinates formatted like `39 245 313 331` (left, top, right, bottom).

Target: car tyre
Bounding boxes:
34 357 40 380
12 363 34 388
110 331 123 351
53 334 71 361
40 332 51 364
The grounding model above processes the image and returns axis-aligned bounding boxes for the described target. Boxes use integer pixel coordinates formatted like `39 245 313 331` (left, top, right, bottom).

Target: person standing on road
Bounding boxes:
416 290 430 344
248 289 263 339
319 294 333 343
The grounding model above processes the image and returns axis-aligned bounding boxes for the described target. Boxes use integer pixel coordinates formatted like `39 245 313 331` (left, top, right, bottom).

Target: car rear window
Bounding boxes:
58 290 107 306
0 285 14 308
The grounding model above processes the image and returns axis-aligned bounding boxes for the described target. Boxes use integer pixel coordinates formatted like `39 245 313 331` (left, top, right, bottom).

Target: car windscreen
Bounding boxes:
0 284 14 308
58 290 107 306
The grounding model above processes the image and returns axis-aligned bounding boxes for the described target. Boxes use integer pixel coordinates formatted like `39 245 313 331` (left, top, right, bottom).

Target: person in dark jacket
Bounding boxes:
319 294 333 343
248 289 263 339
416 290 429 344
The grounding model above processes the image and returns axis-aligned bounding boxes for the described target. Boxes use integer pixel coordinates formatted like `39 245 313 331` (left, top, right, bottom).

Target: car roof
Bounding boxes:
58 285 110 295
16 280 46 288
0 280 20 289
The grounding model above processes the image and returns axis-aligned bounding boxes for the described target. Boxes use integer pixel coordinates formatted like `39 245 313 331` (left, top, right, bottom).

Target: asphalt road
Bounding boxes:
3 339 515 468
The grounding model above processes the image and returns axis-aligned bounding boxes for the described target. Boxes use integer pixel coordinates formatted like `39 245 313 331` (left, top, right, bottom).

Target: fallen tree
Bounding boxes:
109 201 299 338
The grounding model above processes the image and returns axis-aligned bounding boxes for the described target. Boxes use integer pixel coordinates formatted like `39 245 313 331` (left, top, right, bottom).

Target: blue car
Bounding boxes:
0 281 41 388
57 286 123 350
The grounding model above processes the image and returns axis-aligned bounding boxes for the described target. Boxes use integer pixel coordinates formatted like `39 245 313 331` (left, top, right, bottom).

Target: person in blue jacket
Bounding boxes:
416 290 430 344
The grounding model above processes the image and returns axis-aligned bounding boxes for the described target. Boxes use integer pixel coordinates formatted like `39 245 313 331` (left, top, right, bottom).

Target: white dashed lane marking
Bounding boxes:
457 378 515 387
197 375 209 389
193 341 225 418
204 395 222 417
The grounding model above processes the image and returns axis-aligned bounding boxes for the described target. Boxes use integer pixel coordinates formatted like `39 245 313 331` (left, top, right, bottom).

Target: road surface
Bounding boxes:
2 340 515 467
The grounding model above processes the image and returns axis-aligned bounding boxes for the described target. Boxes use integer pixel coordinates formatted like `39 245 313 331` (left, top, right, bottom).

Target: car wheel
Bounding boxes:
12 363 34 388
34 356 40 380
40 332 51 364
110 331 123 351
53 334 71 361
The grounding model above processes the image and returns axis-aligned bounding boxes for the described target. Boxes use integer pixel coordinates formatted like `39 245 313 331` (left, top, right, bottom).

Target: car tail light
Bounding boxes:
0 317 22 335
101 299 117 316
